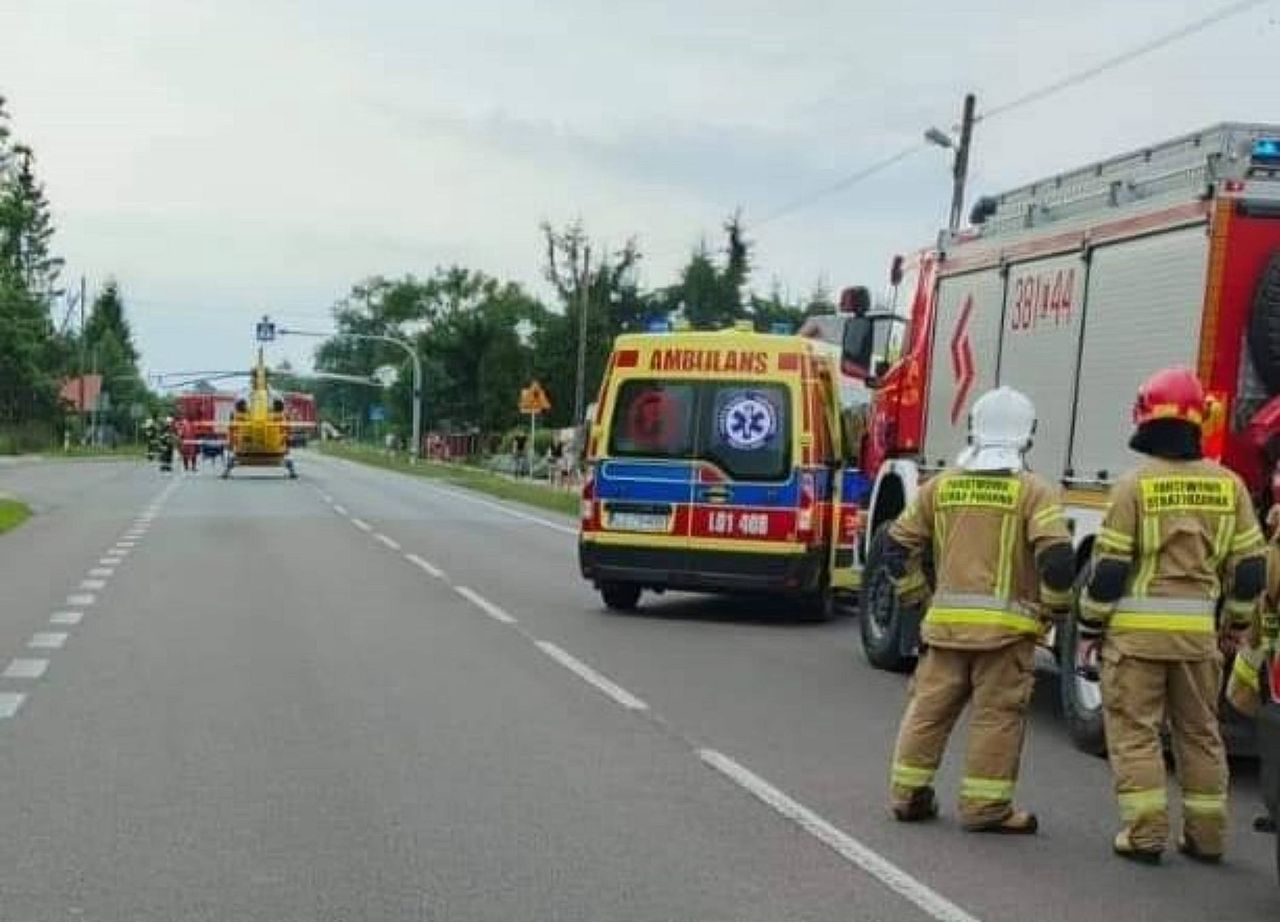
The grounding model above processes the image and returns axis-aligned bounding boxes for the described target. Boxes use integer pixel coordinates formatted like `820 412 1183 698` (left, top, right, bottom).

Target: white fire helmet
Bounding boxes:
955 387 1037 472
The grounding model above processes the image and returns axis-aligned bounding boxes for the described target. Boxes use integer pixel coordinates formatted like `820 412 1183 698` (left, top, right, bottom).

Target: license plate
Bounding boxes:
607 510 670 533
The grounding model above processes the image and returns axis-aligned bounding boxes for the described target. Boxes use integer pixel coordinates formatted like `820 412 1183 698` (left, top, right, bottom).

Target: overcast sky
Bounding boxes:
3 0 1279 380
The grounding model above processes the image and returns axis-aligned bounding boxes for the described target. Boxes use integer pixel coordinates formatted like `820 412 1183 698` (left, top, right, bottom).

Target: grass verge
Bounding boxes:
317 443 579 518
0 498 32 534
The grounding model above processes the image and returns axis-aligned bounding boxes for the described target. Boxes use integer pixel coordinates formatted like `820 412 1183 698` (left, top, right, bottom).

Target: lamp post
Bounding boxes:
274 325 424 461
924 93 977 235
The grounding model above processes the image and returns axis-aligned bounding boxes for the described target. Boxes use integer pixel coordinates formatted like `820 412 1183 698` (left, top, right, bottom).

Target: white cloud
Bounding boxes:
3 0 1279 378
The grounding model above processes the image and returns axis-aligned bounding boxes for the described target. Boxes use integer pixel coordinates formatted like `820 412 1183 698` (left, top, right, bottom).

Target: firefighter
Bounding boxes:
886 387 1074 834
158 416 177 473
142 417 158 461
1080 367 1266 865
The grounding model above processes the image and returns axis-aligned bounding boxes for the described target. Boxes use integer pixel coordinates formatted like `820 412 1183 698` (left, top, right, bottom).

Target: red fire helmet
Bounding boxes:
1132 366 1206 428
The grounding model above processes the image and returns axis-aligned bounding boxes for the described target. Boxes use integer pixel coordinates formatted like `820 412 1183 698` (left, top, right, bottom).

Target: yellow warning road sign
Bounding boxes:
519 381 552 415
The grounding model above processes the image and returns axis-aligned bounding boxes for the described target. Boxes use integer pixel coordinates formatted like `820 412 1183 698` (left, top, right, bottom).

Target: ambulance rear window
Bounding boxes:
609 381 696 458
607 379 791 481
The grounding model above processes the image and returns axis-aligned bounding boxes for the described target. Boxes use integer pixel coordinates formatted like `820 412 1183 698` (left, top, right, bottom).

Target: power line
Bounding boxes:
979 0 1270 123
750 0 1269 227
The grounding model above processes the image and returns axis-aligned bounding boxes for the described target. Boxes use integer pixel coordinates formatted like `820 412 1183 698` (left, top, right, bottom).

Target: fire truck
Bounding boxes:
176 391 237 452
842 123 1280 754
282 392 318 447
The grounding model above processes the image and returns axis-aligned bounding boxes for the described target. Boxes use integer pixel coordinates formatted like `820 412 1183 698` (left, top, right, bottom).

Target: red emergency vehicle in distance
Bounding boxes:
281 392 317 447
175 391 237 453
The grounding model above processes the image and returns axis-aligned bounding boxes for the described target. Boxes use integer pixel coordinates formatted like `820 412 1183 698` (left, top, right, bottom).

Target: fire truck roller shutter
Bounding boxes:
1069 225 1209 483
922 269 1006 468
1247 250 1280 394
995 252 1088 480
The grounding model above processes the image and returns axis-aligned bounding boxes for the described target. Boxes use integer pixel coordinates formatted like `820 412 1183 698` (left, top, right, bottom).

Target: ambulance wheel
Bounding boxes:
600 581 641 611
1057 606 1107 757
860 524 914 672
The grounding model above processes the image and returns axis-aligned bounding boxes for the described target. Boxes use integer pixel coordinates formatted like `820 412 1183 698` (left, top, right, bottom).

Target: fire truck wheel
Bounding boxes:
1056 600 1107 757
859 524 915 673
600 581 641 612
1247 249 1280 393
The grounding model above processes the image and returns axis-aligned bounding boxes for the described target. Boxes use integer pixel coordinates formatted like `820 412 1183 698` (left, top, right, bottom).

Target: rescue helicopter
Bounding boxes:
156 349 310 479
221 347 299 479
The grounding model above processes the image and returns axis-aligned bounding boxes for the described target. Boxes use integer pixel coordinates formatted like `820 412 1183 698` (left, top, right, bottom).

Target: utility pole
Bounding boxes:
573 245 591 426
78 275 87 443
948 93 977 235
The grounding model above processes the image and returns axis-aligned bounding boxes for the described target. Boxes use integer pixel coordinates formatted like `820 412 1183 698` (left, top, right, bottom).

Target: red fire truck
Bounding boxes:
176 392 237 452
282 392 317 447
841 123 1280 754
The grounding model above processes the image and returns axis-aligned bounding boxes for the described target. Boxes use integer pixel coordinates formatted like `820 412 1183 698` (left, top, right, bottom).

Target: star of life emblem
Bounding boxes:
719 393 777 450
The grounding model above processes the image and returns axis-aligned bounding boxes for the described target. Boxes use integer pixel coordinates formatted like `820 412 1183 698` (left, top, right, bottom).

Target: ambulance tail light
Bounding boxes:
581 471 598 529
797 472 816 543
1202 390 1229 461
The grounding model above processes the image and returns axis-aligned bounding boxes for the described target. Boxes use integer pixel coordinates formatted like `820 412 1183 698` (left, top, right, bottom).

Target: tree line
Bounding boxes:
313 215 839 440
0 93 151 452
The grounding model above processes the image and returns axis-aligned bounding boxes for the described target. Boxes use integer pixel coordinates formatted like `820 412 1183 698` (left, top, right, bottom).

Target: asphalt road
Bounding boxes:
0 453 1275 921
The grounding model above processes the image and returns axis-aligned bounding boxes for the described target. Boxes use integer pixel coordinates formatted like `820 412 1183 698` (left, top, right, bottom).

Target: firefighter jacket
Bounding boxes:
888 470 1073 651
1081 458 1266 661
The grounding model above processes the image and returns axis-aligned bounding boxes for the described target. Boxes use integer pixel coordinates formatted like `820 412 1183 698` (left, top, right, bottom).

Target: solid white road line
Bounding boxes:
698 749 982 922
50 611 84 625
4 659 49 679
333 504 348 515
66 594 95 607
426 483 577 536
29 632 68 650
351 518 373 532
404 553 445 579
0 693 26 719
80 579 107 590
534 641 649 711
375 533 401 551
89 567 114 578
455 586 518 624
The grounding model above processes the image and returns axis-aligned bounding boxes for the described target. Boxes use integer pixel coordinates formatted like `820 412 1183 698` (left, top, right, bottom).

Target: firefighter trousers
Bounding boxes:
1100 647 1228 855
890 640 1036 825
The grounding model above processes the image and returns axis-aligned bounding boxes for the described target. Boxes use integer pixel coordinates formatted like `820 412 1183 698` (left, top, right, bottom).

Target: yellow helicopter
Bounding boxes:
221 347 300 479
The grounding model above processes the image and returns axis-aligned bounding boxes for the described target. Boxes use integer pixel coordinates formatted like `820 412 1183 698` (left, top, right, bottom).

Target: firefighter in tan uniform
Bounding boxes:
1225 505 1280 722
1080 367 1266 864
886 387 1074 833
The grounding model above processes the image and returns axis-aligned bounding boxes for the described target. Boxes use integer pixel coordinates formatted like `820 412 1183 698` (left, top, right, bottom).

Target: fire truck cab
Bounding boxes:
851 123 1280 753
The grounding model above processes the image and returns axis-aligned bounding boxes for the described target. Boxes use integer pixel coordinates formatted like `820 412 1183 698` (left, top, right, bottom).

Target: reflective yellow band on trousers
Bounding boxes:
960 776 1015 802
1118 788 1167 819
1182 792 1227 816
891 762 935 789
1232 654 1261 692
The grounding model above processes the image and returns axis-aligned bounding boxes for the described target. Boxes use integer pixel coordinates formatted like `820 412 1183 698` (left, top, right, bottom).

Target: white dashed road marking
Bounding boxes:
455 586 518 624
29 633 68 650
0 693 26 719
350 518 373 532
101 556 124 565
405 553 445 579
375 533 401 551
115 541 136 549
333 504 348 515
698 749 981 922
89 568 114 577
534 641 648 711
66 594 95 607
50 612 83 625
80 579 107 590
427 483 577 536
4 659 49 679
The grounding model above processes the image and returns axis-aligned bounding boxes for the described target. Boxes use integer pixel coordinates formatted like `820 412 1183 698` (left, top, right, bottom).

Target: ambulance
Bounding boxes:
577 321 872 618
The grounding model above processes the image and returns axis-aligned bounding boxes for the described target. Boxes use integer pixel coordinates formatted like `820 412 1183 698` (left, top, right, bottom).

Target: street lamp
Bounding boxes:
272 323 425 461
924 93 976 235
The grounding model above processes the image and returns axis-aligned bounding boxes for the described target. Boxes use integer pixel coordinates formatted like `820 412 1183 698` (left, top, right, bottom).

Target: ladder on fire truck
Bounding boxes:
966 122 1280 241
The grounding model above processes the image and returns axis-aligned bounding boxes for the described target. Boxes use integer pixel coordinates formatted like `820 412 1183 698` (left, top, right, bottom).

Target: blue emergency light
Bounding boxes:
647 318 672 333
770 322 794 335
1252 138 1280 165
